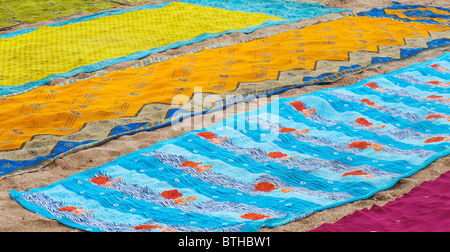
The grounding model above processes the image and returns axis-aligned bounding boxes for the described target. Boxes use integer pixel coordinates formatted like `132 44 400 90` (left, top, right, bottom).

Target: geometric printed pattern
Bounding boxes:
0 2 283 91
0 5 449 180
0 0 349 95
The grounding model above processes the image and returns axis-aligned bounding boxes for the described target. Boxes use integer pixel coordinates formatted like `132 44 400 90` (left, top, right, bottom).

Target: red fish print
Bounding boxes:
240 213 273 221
363 82 386 92
59 206 94 218
268 151 288 159
424 137 450 143
356 117 372 127
355 117 386 129
426 81 450 87
197 131 227 145
426 114 445 119
342 170 374 178
280 127 310 138
349 141 384 152
289 101 316 117
430 64 448 72
90 176 122 188
161 189 197 205
280 127 296 133
361 98 384 108
267 151 301 160
425 114 450 122
254 181 291 193
181 161 213 175
134 225 177 232
427 95 450 102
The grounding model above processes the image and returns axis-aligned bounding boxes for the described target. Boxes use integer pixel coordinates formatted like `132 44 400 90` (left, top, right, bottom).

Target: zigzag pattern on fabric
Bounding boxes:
310 170 450 232
0 0 350 95
11 52 450 232
0 0 149 30
0 4 449 180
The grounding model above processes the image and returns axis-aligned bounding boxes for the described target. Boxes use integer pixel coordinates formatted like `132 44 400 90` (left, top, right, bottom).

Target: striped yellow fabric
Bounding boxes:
0 2 283 87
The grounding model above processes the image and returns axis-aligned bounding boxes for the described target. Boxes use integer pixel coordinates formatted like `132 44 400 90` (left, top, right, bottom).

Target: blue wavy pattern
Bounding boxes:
11 52 450 232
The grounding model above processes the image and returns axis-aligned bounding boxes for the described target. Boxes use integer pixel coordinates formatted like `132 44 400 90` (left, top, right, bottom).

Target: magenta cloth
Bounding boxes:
310 171 450 232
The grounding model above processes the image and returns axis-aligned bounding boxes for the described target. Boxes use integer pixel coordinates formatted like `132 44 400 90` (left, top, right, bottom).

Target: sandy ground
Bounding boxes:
0 0 449 232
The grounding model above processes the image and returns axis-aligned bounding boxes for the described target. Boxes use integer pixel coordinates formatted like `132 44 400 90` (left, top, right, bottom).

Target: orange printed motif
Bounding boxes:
430 64 449 72
181 161 213 175
134 225 177 232
161 189 197 205
426 81 450 87
349 141 384 152
254 181 291 193
363 82 386 92
355 117 386 129
280 127 310 138
342 170 374 178
59 206 94 218
425 114 450 121
289 101 316 117
90 176 122 188
427 95 450 102
424 136 450 143
267 151 301 160
197 131 227 145
240 213 273 221
361 98 384 108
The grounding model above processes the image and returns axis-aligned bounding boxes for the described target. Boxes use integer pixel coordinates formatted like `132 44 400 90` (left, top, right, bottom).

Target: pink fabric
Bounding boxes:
310 171 450 232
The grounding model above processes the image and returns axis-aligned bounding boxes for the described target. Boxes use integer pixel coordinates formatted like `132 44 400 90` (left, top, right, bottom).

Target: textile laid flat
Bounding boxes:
12 52 450 232
0 0 349 95
311 171 450 232
0 4 449 180
359 1 450 25
0 0 149 30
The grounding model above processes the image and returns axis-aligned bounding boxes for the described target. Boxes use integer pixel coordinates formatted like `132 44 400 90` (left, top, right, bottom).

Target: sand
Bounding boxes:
0 0 449 232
